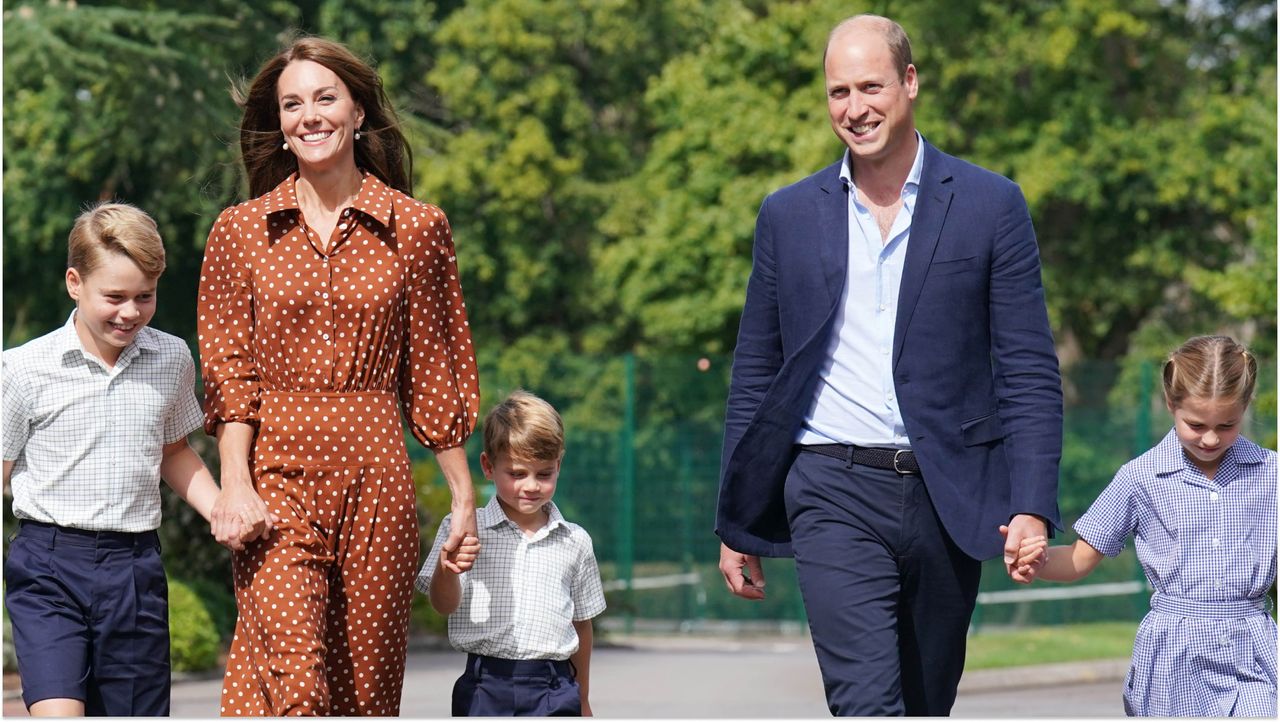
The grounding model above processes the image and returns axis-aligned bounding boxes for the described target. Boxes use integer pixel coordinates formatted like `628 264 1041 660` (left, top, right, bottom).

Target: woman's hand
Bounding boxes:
212 463 273 549
441 502 479 574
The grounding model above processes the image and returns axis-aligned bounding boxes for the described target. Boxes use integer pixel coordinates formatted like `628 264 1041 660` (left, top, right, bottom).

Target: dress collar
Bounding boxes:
259 170 396 229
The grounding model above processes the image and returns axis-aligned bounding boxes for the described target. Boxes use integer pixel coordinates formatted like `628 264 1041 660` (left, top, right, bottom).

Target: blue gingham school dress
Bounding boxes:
1074 430 1277 717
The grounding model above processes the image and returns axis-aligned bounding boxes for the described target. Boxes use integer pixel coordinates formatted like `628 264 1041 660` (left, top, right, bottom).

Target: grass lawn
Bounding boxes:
965 622 1136 670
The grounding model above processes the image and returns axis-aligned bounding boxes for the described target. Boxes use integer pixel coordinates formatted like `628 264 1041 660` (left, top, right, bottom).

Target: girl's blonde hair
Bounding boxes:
1162 335 1257 409
67 202 166 278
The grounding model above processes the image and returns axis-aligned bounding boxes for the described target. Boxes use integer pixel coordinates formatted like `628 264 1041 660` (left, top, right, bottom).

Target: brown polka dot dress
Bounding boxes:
197 172 479 716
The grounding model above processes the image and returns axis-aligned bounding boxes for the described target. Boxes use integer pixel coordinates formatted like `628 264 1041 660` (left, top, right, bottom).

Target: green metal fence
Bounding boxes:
409 354 1277 630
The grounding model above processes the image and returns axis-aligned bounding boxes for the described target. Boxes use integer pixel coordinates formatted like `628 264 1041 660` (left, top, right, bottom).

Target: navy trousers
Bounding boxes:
3 521 170 716
452 654 580 716
784 451 982 716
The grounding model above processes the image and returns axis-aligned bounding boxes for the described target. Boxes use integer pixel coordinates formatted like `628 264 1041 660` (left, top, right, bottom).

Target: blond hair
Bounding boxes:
482 390 565 462
67 202 166 278
1162 335 1258 409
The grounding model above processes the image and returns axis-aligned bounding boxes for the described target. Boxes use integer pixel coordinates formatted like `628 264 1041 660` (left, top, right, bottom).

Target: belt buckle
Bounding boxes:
893 449 910 474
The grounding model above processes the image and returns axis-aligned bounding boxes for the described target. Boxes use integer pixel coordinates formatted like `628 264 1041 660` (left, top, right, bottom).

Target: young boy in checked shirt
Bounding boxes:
418 390 607 716
2 202 256 716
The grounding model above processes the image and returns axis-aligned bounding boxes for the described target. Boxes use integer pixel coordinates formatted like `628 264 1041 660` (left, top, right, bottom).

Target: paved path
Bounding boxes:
5 637 1127 717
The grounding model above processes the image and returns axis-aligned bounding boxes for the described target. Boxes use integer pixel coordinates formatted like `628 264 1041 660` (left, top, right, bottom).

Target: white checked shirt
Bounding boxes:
417 495 607 660
2 312 204 532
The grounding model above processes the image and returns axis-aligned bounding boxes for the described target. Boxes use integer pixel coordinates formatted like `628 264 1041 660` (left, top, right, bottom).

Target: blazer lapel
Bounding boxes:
894 143 953 365
815 161 849 306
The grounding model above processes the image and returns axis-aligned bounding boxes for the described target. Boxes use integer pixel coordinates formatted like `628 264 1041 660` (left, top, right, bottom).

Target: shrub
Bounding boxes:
184 576 238 642
169 578 220 672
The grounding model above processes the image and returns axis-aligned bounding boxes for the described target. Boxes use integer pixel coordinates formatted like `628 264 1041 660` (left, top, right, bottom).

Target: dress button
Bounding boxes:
1212 538 1220 547
1210 491 1219 501
1219 635 1231 646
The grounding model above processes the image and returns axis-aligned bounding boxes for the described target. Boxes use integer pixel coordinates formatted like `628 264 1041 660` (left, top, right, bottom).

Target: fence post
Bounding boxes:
618 353 636 633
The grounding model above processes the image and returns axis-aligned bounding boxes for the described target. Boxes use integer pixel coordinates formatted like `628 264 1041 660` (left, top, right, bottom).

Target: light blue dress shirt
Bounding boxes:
797 132 924 448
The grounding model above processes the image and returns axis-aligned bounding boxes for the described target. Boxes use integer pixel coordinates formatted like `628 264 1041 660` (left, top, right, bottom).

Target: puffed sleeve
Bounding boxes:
197 207 260 435
398 206 480 450
1072 464 1140 558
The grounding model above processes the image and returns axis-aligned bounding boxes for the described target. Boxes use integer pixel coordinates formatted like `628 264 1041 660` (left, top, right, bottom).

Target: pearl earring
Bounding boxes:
282 140 289 150
354 130 362 140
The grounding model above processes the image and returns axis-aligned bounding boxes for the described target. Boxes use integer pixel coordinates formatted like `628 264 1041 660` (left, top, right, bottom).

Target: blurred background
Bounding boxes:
2 0 1275 675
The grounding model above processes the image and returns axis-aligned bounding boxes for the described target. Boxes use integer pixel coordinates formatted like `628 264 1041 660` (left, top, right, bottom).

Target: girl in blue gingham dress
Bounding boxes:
1010 336 1277 717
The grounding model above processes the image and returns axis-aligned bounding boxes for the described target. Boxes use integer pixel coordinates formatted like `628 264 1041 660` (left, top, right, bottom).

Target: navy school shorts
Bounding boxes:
3 520 170 715
452 653 581 716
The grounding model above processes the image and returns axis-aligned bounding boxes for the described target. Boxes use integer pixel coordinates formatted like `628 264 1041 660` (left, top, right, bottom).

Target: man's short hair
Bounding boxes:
67 201 166 279
825 14 914 81
482 390 565 462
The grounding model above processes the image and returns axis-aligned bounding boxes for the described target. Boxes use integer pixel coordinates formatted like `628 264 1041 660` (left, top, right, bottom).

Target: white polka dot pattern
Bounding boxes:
196 173 480 715
196 171 479 451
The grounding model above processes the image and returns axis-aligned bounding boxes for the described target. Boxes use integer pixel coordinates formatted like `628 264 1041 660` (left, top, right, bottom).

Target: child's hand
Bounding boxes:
440 534 480 575
1015 535 1048 572
998 525 1046 583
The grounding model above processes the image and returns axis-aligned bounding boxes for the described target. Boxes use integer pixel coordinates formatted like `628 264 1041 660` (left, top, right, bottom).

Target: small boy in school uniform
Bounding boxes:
2 202 254 716
418 390 607 716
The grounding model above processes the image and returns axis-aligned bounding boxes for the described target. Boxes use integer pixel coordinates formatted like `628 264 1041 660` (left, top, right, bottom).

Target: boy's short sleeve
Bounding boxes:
571 529 607 621
163 348 205 444
1072 465 1140 558
414 514 453 595
2 354 30 460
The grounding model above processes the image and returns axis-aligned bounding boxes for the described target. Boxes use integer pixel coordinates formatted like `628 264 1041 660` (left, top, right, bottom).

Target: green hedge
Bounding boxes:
168 578 221 672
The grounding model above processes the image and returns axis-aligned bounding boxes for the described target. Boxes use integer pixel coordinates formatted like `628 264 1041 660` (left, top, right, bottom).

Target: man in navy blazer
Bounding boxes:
716 15 1063 716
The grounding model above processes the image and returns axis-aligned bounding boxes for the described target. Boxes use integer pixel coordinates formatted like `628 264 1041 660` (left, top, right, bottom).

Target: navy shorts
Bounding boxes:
452 653 581 716
3 521 170 715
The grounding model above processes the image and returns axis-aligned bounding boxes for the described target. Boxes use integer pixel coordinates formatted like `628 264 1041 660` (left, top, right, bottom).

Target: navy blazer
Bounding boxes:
717 140 1063 561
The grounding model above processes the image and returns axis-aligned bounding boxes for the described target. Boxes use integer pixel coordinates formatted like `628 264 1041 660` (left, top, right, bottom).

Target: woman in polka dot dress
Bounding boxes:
197 37 481 716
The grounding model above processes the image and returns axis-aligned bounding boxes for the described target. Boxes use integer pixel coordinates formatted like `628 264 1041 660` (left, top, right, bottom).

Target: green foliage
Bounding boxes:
2 0 268 343
183 576 239 643
169 577 221 672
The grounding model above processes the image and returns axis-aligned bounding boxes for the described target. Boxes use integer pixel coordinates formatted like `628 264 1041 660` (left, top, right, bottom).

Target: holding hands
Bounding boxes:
1000 527 1048 582
210 465 280 552
440 533 481 575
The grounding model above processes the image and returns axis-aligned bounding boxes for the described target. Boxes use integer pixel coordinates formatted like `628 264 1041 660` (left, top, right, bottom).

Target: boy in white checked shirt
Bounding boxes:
2 202 253 716
418 390 607 716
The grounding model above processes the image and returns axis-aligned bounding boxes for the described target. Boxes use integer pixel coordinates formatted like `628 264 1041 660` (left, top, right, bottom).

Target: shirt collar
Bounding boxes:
56 309 157 365
478 494 566 536
1151 427 1267 480
261 170 395 229
839 130 925 194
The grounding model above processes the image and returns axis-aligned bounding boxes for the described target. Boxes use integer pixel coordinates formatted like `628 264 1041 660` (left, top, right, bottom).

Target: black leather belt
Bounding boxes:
800 444 920 474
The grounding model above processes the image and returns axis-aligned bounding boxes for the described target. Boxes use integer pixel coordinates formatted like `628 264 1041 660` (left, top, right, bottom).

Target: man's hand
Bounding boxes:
719 542 766 600
441 502 479 574
1002 514 1048 583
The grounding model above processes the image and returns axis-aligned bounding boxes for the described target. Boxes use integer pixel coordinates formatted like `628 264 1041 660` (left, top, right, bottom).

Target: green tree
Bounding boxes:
1 0 299 344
